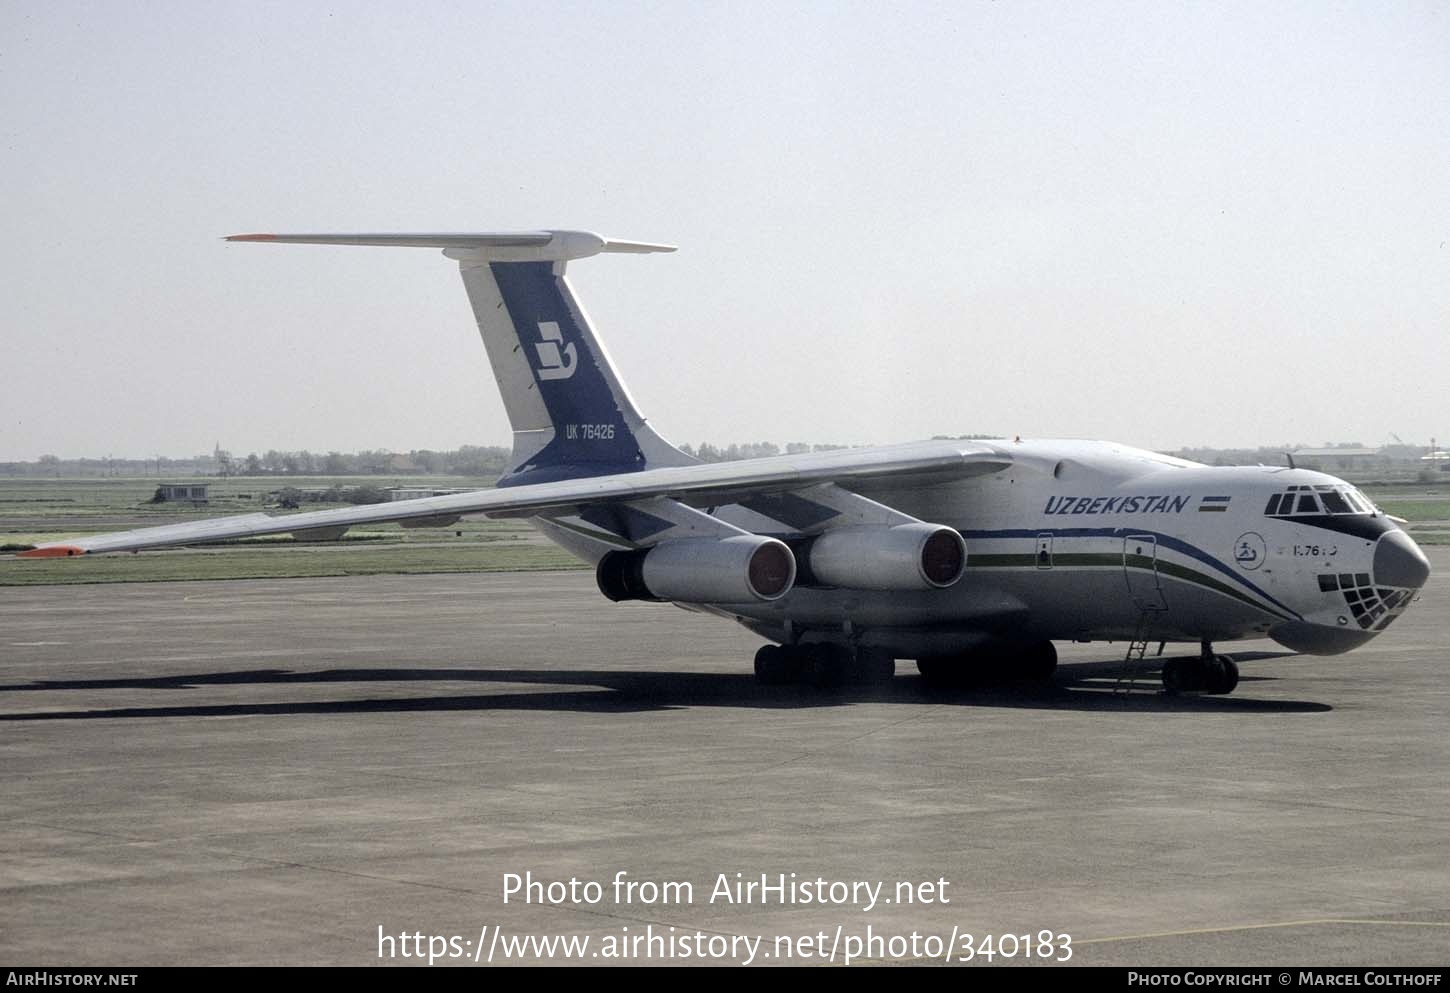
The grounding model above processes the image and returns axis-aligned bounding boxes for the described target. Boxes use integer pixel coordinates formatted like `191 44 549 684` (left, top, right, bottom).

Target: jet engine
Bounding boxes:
596 535 797 604
800 523 966 590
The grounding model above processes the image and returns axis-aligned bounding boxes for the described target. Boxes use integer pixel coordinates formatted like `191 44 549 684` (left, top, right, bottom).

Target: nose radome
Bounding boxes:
1374 530 1431 590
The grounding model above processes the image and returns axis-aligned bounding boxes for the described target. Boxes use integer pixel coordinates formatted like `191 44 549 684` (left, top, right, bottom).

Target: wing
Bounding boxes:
21 440 1011 558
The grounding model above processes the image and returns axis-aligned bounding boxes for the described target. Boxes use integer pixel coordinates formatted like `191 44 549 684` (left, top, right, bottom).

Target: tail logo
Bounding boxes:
534 322 578 381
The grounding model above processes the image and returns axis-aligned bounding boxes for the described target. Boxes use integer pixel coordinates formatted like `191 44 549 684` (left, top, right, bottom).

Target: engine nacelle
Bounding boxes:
597 536 796 604
803 523 966 590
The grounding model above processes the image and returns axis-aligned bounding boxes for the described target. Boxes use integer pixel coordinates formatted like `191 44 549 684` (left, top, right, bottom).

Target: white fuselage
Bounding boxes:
536 439 1428 659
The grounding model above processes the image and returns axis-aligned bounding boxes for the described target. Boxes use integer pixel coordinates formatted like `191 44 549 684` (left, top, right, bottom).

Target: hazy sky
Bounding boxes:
3 1 1447 461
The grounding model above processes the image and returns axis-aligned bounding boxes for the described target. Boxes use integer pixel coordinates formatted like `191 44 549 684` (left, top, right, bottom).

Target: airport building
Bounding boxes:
154 483 209 503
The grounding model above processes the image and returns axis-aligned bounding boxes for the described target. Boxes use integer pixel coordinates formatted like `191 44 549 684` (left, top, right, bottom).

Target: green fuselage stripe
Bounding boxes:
967 552 1285 618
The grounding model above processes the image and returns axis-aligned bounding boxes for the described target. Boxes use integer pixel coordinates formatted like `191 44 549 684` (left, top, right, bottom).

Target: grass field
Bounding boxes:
1375 499 1450 522
1 475 1445 586
1365 494 1450 545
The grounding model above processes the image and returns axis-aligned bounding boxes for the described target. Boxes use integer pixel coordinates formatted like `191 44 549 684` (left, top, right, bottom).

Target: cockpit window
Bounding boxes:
1266 485 1371 519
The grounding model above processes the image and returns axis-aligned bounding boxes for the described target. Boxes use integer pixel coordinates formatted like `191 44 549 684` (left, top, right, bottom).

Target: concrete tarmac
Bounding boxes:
2 549 1448 967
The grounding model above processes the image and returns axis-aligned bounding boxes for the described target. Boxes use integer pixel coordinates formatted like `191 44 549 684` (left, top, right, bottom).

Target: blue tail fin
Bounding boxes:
453 240 695 486
227 229 691 486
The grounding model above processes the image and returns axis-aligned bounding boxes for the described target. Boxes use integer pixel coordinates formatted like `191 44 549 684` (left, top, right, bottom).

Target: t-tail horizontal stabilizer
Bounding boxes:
224 231 676 261
227 230 695 485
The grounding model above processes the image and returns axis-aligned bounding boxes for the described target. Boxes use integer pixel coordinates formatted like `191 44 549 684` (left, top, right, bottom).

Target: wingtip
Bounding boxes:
224 233 277 242
18 545 86 558
601 239 678 255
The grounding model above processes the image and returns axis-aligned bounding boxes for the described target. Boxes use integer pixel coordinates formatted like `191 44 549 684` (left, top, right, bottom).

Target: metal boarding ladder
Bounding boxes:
1114 605 1167 694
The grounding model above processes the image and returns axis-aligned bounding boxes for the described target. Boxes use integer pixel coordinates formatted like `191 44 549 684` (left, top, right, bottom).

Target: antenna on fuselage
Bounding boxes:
1283 452 1296 470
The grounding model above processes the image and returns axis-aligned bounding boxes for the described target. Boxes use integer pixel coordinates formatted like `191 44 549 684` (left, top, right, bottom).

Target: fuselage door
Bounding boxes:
1036 533 1053 569
1123 534 1167 610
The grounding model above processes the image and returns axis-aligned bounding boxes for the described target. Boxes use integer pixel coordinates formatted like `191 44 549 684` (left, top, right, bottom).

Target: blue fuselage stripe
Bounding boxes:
961 527 1302 620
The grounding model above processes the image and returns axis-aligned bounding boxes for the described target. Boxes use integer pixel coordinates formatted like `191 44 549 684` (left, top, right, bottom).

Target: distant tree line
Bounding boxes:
220 445 514 477
677 441 852 463
9 437 1440 481
3 441 862 477
17 439 1433 481
0 446 514 478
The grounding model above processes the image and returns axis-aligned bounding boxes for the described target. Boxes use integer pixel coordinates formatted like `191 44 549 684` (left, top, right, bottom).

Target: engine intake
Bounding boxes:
597 535 797 604
803 523 966 591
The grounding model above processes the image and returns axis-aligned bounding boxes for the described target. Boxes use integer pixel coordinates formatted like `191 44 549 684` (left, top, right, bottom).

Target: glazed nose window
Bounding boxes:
1265 486 1371 518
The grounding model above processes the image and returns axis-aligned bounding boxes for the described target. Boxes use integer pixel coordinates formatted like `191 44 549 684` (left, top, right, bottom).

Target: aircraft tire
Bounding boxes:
1022 640 1058 680
809 645 850 688
916 656 944 682
754 644 792 685
1161 658 1188 695
854 649 896 685
916 656 962 687
1206 656 1239 695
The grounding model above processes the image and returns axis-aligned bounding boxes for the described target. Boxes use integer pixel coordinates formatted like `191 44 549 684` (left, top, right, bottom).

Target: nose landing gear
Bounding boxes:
1161 640 1239 696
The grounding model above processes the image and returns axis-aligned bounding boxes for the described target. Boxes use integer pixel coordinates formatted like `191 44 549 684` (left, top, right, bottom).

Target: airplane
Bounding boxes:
21 230 1432 694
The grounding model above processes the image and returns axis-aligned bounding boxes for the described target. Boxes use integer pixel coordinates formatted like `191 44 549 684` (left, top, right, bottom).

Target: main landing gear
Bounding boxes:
1161 640 1239 696
754 644 895 688
915 640 1058 687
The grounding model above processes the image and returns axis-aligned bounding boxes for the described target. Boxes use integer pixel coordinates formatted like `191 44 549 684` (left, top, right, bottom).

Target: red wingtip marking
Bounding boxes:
224 233 277 242
18 546 86 558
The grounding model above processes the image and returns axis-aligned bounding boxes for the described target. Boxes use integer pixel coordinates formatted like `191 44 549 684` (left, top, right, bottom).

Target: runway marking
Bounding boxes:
10 641 69 647
1076 918 1450 946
